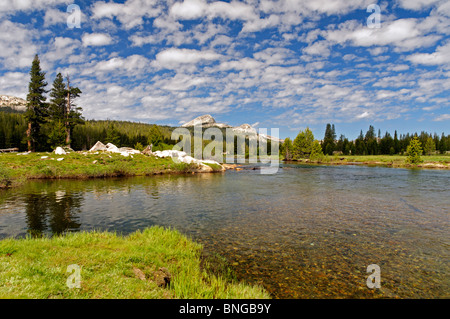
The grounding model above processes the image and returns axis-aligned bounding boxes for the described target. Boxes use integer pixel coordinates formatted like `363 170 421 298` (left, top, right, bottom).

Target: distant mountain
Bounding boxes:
0 95 27 112
181 114 232 128
181 115 284 143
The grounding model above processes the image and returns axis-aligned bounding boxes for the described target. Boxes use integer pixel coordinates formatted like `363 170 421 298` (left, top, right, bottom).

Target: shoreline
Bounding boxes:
0 151 226 189
284 156 450 170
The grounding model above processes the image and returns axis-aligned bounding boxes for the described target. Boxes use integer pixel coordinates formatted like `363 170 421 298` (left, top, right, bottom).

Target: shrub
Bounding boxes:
0 166 12 188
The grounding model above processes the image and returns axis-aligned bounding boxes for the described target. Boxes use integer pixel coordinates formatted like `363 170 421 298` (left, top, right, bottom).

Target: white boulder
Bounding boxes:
89 141 107 152
54 147 66 155
106 143 120 153
152 149 223 169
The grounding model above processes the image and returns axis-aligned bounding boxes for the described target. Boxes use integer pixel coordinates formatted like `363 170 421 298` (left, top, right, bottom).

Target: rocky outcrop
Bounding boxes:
0 95 27 112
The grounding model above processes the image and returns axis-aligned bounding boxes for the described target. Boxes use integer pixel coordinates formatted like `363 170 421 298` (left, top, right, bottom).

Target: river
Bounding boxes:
0 163 448 298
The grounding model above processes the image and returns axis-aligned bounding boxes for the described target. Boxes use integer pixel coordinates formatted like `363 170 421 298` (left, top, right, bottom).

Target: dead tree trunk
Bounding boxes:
65 76 71 147
27 121 32 152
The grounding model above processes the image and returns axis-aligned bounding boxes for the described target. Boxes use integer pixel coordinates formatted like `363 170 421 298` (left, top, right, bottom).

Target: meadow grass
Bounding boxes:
0 152 222 188
0 226 270 299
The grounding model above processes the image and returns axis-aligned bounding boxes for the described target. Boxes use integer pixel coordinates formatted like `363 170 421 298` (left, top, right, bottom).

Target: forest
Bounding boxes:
281 124 450 161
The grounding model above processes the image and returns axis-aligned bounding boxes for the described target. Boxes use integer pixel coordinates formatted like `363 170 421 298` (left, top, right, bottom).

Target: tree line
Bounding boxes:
281 124 450 160
0 111 175 152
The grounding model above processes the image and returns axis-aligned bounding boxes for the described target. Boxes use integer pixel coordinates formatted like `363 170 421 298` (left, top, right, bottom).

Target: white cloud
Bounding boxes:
0 0 72 16
324 18 443 52
303 41 331 56
91 0 161 29
396 0 443 11
43 37 82 65
82 33 114 47
433 114 450 121
0 72 29 98
81 54 152 78
153 48 221 69
0 20 37 69
170 0 258 21
407 42 450 65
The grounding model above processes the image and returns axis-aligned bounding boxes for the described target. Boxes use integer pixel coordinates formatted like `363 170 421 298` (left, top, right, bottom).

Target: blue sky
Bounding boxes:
0 0 449 140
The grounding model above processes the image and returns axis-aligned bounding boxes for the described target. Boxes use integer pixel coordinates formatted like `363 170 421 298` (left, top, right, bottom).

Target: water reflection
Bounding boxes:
24 191 82 237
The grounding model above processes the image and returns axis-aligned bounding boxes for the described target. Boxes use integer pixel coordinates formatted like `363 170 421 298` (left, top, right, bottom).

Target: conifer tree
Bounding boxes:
406 136 423 164
293 127 315 159
49 73 84 148
49 73 66 120
25 55 48 152
322 123 336 155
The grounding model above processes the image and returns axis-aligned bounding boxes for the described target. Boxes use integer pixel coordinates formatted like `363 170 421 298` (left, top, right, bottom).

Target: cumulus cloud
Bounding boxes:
0 21 37 69
82 33 114 47
407 42 450 65
91 0 162 29
396 0 443 11
433 114 450 121
0 0 449 131
153 48 221 69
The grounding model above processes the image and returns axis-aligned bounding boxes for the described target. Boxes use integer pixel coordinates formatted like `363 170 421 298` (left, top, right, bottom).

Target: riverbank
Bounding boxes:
0 152 225 189
0 226 270 298
288 155 450 169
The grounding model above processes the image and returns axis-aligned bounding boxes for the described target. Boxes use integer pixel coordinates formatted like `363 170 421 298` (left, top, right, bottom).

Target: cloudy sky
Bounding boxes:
0 0 449 139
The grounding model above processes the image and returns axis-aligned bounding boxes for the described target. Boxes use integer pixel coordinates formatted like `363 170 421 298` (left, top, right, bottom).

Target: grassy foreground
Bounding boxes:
292 154 450 169
0 151 223 189
0 227 270 299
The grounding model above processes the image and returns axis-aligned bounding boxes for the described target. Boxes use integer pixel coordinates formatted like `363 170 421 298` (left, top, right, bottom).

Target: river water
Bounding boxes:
0 163 448 298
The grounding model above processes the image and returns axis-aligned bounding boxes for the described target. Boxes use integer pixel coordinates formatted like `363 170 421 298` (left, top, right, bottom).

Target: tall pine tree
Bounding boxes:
48 73 84 148
322 123 336 155
49 73 66 120
25 55 48 152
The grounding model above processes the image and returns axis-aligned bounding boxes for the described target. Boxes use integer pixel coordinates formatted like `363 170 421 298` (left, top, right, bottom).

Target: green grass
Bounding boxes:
0 227 270 299
293 154 450 169
0 152 223 188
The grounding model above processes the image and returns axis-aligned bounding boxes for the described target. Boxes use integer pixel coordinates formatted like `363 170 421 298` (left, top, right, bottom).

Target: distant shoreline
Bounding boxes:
283 155 450 170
